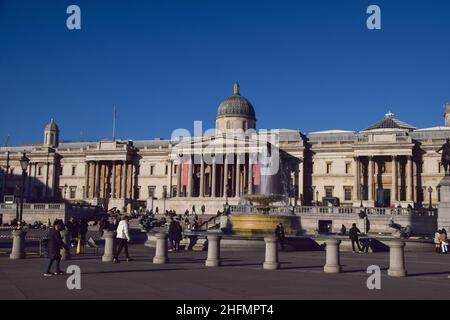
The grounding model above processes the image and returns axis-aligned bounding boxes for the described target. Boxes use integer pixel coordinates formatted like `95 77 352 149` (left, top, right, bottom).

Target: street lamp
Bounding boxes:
18 152 30 225
428 186 433 209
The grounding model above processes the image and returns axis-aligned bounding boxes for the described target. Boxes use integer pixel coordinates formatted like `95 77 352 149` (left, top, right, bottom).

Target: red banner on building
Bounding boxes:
182 163 189 186
253 161 260 186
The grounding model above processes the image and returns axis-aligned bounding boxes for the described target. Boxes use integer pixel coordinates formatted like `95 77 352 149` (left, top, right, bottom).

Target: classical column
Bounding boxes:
200 156 205 198
84 161 90 199
167 160 173 198
111 162 116 198
248 157 253 195
391 156 397 204
122 161 127 199
353 157 359 202
406 156 413 202
294 161 300 205
368 157 374 201
177 160 182 198
95 162 101 198
235 154 241 197
223 155 229 198
211 156 217 198
188 156 193 197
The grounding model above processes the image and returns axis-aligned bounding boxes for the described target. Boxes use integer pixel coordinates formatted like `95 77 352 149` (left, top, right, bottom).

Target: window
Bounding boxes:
345 163 351 174
150 165 155 175
171 186 177 198
344 187 352 201
162 186 168 198
174 165 177 174
165 165 168 175
326 162 332 174
37 166 42 176
72 166 76 176
148 186 156 198
325 187 333 198
69 187 76 199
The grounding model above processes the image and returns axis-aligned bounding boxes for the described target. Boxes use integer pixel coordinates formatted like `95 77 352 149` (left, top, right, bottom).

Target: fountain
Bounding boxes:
230 155 302 236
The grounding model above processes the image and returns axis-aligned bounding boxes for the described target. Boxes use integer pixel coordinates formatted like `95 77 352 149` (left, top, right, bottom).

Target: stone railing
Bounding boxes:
228 205 436 217
1 203 65 211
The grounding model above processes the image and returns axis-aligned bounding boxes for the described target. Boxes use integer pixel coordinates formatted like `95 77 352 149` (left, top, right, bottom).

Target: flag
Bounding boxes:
253 161 260 186
182 163 189 186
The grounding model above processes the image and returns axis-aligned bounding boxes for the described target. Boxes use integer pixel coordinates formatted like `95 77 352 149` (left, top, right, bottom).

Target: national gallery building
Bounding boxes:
1 84 450 214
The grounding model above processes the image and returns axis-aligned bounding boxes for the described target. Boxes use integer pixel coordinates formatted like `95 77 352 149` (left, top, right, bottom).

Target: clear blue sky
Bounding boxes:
1 0 450 145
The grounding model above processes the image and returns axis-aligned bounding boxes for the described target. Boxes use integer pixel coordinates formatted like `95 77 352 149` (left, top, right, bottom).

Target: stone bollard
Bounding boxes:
10 229 27 260
205 235 222 267
153 232 169 264
388 240 407 277
60 229 71 261
102 230 116 262
263 236 279 270
324 238 342 273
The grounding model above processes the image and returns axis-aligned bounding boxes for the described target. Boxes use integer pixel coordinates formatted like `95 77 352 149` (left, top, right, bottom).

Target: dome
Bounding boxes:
45 118 59 132
216 83 256 120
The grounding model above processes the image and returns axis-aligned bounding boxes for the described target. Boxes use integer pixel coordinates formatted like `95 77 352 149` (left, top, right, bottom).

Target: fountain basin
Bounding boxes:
230 214 300 236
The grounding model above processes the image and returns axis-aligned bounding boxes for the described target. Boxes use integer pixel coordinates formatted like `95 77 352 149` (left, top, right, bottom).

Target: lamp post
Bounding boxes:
18 153 30 226
428 186 433 209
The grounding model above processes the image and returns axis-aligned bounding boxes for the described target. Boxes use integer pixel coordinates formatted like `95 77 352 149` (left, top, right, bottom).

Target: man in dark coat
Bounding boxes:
275 223 286 251
169 219 183 252
349 223 362 253
44 222 69 277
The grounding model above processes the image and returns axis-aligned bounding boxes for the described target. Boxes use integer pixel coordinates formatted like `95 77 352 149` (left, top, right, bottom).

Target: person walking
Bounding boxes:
434 230 442 253
113 216 132 263
439 230 449 254
173 219 183 252
44 222 69 277
349 223 362 253
275 223 286 251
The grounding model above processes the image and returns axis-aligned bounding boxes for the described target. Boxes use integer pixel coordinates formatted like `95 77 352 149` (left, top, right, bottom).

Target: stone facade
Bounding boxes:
0 85 449 216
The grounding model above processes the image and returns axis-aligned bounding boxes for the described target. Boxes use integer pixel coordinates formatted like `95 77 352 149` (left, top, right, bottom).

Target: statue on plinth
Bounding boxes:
436 138 450 176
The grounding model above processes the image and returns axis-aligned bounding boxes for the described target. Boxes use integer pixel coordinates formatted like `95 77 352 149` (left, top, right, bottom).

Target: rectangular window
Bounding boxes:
344 187 352 201
37 166 42 176
148 186 156 198
325 187 333 198
165 165 168 175
162 185 168 198
69 187 76 199
174 165 177 175
345 163 351 174
150 165 155 175
172 186 177 198
72 166 76 176
326 162 332 174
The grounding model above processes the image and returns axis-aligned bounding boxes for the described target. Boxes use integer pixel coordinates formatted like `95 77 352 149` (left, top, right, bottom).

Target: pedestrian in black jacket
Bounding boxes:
349 223 362 253
44 223 69 277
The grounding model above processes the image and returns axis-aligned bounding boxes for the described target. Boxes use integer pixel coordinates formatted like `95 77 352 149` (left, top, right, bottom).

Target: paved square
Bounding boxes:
1 239 449 300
